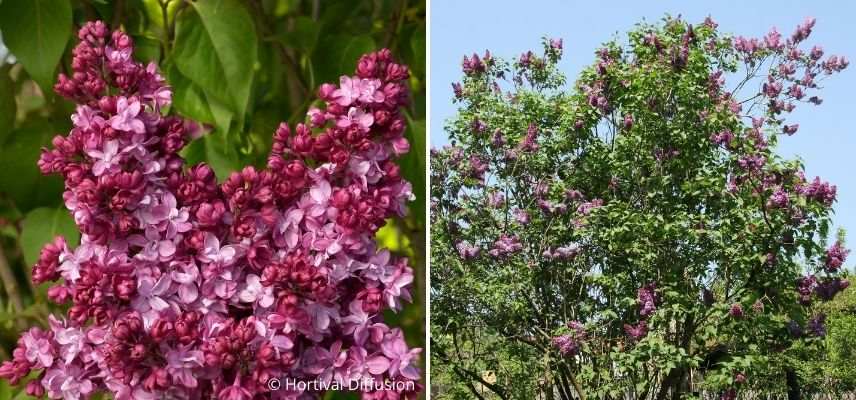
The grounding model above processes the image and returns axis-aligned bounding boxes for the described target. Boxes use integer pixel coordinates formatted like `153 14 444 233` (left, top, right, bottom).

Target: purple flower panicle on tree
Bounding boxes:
552 321 586 356
824 240 849 272
729 303 744 318
637 283 658 317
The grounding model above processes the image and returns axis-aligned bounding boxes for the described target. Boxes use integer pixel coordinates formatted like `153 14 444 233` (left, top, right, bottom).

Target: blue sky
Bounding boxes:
430 0 856 242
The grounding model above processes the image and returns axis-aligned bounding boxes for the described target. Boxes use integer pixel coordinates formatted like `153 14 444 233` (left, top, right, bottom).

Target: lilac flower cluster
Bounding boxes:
517 124 539 153
709 129 734 148
806 313 827 337
551 321 586 356
1 22 421 399
796 275 818 305
461 51 489 76
623 321 647 342
798 176 837 206
824 240 849 272
767 188 790 209
542 244 580 261
795 274 848 305
637 283 658 317
729 303 744 318
576 199 603 216
624 283 659 342
814 277 850 301
488 235 523 258
455 241 480 260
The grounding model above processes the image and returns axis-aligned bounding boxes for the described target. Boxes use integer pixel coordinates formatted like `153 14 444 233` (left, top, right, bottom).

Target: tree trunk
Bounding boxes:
656 368 682 400
786 367 801 400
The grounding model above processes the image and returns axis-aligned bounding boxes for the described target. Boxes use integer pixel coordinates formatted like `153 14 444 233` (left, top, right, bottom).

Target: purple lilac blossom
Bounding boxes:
3 21 422 400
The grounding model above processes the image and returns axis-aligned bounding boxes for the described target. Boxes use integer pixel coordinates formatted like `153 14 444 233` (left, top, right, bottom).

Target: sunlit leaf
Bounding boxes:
20 206 79 268
172 0 258 121
0 0 72 92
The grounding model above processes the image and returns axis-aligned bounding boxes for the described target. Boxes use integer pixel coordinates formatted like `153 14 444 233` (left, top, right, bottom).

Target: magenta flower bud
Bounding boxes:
142 367 169 392
112 275 136 300
47 285 71 304
385 62 409 81
317 83 337 100
358 287 384 314
26 379 45 397
357 55 378 78
129 343 147 361
291 133 314 155
307 107 326 127
331 189 352 209
174 312 200 344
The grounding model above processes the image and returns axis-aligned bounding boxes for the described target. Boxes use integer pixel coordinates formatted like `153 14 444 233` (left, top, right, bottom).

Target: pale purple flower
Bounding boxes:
42 364 94 400
380 329 421 380
21 328 54 368
198 232 240 266
238 274 274 307
165 346 204 388
70 105 105 131
87 139 121 176
108 96 145 133
170 262 200 304
53 326 85 365
132 274 173 326
333 76 384 106
343 300 373 345
337 107 374 131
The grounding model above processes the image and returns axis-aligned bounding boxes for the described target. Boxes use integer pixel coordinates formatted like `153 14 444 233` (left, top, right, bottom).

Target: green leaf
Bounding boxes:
313 34 375 84
20 206 79 268
131 35 162 63
410 26 426 75
172 0 257 121
0 0 72 92
0 120 64 210
168 66 214 124
202 134 240 182
400 117 425 227
275 16 319 54
0 66 16 143
206 91 233 135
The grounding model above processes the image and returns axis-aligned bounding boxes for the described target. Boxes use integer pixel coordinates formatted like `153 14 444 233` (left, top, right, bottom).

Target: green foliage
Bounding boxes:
773 275 856 394
0 67 15 141
172 0 257 125
0 120 65 210
19 208 79 269
0 0 72 92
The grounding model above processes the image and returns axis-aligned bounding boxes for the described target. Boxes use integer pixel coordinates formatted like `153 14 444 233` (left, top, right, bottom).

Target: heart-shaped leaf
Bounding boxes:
0 120 64 210
0 0 72 92
20 206 79 268
172 0 257 123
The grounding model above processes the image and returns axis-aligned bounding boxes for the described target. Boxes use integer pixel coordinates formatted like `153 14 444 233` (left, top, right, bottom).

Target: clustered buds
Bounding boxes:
2 21 421 399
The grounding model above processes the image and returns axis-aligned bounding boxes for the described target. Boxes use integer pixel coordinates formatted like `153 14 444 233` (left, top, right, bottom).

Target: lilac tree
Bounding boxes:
431 16 848 399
